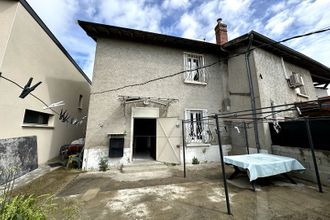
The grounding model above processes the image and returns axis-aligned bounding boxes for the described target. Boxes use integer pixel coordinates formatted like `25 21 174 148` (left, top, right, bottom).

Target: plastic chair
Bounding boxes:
66 146 84 169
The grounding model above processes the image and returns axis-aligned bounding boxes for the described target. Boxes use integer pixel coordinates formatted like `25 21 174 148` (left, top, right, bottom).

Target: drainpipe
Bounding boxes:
245 33 261 153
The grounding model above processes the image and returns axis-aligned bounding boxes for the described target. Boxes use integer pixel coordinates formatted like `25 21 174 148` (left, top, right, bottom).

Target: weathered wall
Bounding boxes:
0 136 37 184
181 145 232 164
272 145 330 186
84 37 229 169
0 2 91 164
253 48 317 151
227 52 263 154
228 48 318 154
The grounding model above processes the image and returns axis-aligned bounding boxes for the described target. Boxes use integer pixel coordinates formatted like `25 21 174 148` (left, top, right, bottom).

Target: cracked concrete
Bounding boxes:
11 163 330 219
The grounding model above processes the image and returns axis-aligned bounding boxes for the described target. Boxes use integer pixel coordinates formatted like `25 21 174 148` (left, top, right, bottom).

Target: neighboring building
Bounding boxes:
0 0 91 173
315 87 328 98
79 19 330 170
224 31 330 155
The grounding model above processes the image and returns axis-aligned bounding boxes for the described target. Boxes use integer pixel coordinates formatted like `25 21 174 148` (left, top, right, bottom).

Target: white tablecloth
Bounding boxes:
224 153 305 181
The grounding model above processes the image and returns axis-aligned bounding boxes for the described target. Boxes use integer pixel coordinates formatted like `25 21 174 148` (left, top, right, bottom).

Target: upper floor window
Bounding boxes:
183 53 206 84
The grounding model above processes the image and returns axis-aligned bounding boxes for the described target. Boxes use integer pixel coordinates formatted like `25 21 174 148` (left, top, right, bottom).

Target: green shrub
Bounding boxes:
98 156 109 171
192 157 200 165
0 194 55 220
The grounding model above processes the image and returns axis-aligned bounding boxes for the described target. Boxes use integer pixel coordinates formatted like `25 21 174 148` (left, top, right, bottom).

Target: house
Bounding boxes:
223 30 330 154
79 19 330 170
0 0 91 178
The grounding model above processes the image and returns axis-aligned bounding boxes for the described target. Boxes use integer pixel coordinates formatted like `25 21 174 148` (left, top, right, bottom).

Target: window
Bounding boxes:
185 109 208 143
78 95 83 109
23 109 51 125
184 53 206 83
296 74 308 97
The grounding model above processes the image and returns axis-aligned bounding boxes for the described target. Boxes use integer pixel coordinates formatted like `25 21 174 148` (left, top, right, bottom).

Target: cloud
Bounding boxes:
175 0 254 42
265 11 295 36
162 0 191 10
178 13 200 39
27 0 78 35
262 0 330 68
268 1 286 13
96 0 163 33
26 0 330 82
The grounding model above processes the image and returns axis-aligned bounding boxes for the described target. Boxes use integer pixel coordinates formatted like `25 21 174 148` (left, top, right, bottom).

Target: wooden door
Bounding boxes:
156 117 181 164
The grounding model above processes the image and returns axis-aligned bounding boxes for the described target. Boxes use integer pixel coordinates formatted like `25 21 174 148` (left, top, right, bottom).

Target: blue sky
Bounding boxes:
26 0 330 80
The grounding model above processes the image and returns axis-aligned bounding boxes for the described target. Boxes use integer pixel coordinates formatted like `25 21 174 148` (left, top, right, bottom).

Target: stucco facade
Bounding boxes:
83 37 231 169
0 0 91 164
228 48 318 154
80 20 329 171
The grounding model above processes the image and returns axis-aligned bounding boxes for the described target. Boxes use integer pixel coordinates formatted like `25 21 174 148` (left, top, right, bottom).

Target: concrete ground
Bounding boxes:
11 162 330 220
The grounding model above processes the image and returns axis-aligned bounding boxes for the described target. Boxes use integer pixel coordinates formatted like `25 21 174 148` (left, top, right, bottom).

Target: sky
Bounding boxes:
26 0 330 80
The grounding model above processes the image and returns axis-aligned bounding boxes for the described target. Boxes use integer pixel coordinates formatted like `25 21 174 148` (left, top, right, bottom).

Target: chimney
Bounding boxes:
214 18 228 45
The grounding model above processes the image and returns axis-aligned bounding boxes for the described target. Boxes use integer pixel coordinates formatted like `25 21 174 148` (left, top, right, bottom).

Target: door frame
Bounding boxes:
130 107 159 162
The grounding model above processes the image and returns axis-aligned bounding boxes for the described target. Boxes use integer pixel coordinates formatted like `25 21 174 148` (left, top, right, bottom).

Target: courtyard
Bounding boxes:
10 162 330 220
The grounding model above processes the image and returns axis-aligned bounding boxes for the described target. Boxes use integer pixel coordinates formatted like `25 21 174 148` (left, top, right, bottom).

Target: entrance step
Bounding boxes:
122 161 171 173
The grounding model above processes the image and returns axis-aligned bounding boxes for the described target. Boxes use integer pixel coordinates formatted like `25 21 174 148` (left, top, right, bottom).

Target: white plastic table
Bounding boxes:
224 153 305 190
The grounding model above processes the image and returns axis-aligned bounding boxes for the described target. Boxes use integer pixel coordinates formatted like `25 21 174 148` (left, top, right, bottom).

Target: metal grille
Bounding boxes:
184 53 206 83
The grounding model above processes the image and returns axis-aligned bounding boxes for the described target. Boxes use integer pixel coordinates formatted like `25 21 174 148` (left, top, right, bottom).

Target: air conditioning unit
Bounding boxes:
289 73 304 88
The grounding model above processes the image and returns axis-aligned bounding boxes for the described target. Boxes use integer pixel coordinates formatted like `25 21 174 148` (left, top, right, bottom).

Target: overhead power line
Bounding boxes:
92 60 220 95
91 26 330 95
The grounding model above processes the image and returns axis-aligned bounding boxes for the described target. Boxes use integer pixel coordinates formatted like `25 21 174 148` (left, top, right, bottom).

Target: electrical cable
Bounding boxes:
1 27 329 126
91 26 330 95
0 74 60 116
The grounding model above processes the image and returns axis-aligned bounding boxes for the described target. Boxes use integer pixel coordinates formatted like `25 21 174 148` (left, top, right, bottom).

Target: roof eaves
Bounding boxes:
223 31 330 82
78 20 228 56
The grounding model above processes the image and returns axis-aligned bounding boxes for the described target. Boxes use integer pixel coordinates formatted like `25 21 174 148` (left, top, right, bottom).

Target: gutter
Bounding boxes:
245 32 261 152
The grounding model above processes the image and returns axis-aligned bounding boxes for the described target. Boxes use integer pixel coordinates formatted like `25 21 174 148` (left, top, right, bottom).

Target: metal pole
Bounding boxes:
305 118 323 193
243 122 250 154
245 33 260 153
215 115 232 215
181 120 186 178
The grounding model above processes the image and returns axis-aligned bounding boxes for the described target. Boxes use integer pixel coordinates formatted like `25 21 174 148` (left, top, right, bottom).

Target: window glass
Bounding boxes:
186 110 207 143
184 53 205 83
23 109 50 125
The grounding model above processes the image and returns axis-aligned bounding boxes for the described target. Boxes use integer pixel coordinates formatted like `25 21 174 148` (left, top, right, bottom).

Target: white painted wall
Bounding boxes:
181 145 232 164
0 1 90 164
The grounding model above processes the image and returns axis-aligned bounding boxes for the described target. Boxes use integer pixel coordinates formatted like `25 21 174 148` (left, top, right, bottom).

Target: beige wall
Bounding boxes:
84 37 229 168
0 0 17 66
253 48 316 150
228 47 317 154
0 1 91 164
227 52 263 154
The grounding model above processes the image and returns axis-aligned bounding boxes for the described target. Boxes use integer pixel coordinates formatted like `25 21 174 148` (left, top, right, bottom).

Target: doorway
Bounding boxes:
133 118 156 160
